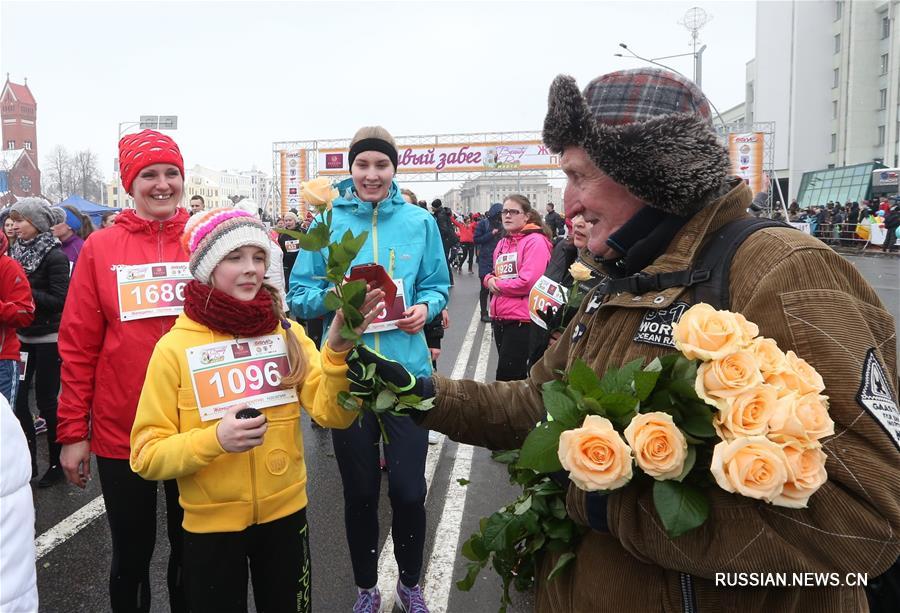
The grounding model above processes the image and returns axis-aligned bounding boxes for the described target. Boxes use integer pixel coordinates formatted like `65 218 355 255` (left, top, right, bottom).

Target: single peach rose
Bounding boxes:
710 436 790 503
301 177 338 209
624 412 688 480
734 312 760 345
696 350 763 408
568 261 593 282
672 303 747 361
714 384 779 441
750 337 788 376
558 415 633 491
785 351 825 395
772 438 828 508
768 393 834 442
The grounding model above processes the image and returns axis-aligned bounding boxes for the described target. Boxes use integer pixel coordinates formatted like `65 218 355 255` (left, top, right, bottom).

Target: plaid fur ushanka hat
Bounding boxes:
542 68 730 216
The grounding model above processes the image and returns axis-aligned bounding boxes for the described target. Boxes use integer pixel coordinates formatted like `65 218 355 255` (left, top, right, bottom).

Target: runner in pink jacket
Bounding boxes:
482 194 552 381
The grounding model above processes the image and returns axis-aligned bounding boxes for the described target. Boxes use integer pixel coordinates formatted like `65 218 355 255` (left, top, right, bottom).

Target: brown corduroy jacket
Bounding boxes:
422 181 900 612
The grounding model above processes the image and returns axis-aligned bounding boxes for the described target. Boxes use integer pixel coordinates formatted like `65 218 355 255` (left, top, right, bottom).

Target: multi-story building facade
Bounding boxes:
743 0 899 201
442 173 562 215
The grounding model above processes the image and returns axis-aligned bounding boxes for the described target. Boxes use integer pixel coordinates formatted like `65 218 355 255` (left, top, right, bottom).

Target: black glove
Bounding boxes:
347 345 434 399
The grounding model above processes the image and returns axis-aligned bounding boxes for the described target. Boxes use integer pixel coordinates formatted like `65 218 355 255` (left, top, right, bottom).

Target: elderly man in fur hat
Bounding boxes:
351 68 900 611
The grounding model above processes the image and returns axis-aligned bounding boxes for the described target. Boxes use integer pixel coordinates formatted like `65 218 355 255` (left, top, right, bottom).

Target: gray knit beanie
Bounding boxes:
542 68 730 216
11 197 55 233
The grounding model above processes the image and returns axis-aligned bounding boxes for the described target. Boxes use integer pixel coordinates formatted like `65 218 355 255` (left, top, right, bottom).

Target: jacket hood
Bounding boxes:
507 223 547 238
114 207 189 238
487 202 503 219
333 178 406 218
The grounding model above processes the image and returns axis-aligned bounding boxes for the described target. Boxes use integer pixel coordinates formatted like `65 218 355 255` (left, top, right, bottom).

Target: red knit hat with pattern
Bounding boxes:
118 129 185 195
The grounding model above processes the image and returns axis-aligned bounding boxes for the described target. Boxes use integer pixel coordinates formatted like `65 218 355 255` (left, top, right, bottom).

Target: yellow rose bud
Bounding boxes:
673 303 747 361
623 412 688 480
772 438 828 508
558 415 633 491
695 350 763 409
710 436 790 503
734 312 760 345
301 177 338 209
750 337 788 376
768 392 834 443
568 261 593 282
713 384 779 441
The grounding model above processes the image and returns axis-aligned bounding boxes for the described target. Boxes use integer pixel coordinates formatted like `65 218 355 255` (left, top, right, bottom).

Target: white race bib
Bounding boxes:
116 262 191 322
528 276 568 329
186 334 299 422
494 252 519 279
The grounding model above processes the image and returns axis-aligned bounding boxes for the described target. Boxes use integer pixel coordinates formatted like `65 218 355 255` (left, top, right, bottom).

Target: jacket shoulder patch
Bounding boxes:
633 302 689 349
857 348 900 450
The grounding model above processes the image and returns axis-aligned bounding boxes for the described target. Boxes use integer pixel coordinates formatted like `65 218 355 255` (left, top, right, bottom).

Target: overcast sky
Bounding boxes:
1 0 755 202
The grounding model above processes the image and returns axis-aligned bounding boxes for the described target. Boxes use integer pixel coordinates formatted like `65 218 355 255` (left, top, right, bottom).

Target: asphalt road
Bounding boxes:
28 253 898 612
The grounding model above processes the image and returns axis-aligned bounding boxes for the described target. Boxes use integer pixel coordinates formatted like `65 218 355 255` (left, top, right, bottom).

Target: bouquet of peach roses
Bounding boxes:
458 303 832 612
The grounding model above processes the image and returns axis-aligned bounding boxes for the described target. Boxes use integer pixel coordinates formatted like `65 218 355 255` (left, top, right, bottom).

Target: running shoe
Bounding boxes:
34 417 47 435
396 581 429 613
353 587 382 613
428 431 440 445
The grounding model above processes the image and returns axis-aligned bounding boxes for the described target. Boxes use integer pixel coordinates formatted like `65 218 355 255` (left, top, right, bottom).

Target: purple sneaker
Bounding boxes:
396 581 429 613
353 587 381 613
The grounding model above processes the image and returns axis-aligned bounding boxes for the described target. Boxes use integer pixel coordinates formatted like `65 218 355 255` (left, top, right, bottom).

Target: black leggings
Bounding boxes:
460 243 475 271
332 411 428 589
183 508 311 613
14 341 61 469
479 276 490 317
492 320 533 381
96 456 186 613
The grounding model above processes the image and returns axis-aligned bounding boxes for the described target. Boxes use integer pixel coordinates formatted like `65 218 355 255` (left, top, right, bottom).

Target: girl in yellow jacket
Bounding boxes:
130 208 384 613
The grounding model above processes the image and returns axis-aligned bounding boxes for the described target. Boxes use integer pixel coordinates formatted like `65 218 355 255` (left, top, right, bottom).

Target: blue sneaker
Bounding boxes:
353 587 381 613
396 581 429 613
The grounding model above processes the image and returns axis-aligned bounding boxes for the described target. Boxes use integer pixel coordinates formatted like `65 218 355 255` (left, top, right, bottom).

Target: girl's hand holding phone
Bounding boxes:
216 404 268 453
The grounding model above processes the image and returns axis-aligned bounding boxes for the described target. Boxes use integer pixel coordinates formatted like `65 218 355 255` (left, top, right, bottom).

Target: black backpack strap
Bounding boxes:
592 217 793 308
691 217 793 309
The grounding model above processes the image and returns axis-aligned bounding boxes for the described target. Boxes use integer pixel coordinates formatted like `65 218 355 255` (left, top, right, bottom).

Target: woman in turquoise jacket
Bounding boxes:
287 126 449 613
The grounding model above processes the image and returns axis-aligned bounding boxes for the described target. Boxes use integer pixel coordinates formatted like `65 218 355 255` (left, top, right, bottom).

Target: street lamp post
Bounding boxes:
115 115 178 210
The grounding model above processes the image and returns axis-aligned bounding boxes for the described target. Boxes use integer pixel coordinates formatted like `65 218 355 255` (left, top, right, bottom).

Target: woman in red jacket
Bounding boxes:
450 214 476 273
57 130 190 613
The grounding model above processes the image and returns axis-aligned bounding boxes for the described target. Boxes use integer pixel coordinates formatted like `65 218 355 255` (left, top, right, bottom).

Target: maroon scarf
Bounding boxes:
183 280 278 337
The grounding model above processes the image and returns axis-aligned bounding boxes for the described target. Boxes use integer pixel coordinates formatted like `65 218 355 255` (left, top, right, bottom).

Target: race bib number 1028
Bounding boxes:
117 262 191 321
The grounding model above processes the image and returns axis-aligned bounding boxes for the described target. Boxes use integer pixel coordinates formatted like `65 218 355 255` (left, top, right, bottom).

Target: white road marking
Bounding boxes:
377 306 483 608
35 495 106 560
422 322 493 612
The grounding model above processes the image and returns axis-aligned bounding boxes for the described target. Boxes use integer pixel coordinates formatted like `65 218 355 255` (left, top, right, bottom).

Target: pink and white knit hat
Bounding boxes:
181 207 271 284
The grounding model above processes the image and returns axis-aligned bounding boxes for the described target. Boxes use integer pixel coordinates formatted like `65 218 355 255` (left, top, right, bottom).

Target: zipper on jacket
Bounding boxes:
157 221 166 337
250 448 259 524
371 207 381 354
680 572 697 613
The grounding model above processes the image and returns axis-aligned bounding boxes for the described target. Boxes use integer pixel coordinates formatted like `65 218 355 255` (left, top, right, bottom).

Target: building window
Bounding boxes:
6 140 13 149
881 53 889 75
833 68 840 88
832 100 838 119
880 88 888 109
882 16 890 39
835 1 842 20
877 125 885 146
831 133 837 153
24 141 31 150
834 33 841 53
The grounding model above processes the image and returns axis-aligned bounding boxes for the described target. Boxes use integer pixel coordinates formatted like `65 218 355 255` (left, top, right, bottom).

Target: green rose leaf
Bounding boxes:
273 228 305 239
567 359 600 396
680 412 717 439
514 495 533 516
296 223 330 251
456 561 483 592
375 389 397 411
482 512 520 552
652 480 709 538
323 291 342 312
546 552 576 582
633 369 661 401
542 389 581 429
491 450 520 465
517 421 566 473
341 279 367 309
600 392 638 418
461 535 488 562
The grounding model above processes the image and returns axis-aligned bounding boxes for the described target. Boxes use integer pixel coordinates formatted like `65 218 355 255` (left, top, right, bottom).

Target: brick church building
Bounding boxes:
1 75 41 206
